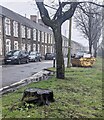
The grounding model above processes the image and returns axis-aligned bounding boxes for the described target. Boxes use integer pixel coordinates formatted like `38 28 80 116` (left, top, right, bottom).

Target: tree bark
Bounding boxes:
89 40 92 54
93 49 97 58
52 23 65 79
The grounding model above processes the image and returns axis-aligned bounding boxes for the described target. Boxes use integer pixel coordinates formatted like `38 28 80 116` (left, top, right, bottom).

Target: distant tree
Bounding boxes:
35 0 104 79
74 1 103 56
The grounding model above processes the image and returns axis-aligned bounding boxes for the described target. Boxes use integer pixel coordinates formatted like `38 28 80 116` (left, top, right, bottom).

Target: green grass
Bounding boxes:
1 57 103 118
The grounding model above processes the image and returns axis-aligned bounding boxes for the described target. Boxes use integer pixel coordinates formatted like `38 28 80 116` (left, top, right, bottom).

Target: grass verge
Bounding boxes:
1 57 103 118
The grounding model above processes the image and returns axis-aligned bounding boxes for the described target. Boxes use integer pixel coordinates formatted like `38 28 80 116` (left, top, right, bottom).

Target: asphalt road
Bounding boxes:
2 60 53 87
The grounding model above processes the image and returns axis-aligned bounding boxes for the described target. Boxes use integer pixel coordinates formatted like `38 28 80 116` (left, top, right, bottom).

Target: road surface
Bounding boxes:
2 60 53 87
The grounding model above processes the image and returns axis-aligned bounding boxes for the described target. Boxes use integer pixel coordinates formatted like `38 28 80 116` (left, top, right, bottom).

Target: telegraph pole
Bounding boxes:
67 18 72 68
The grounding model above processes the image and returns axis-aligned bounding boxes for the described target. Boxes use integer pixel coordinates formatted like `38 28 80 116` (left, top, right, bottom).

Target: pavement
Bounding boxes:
0 69 55 94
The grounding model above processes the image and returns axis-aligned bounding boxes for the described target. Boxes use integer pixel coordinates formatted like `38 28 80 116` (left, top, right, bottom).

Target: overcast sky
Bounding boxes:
0 0 94 47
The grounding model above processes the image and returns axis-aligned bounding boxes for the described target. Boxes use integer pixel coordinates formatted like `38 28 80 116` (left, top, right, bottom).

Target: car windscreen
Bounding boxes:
13 51 20 56
29 52 37 55
6 51 13 56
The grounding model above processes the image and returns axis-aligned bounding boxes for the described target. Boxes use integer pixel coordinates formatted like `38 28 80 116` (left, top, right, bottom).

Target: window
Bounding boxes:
6 39 11 53
45 45 47 54
50 34 53 44
66 41 68 47
48 46 51 53
14 41 18 50
47 34 49 43
45 33 47 43
21 25 25 38
41 32 44 43
41 45 44 55
33 29 36 41
13 21 18 37
38 30 40 41
49 34 52 44
21 43 25 50
27 28 31 39
51 46 53 53
5 18 11 35
27 44 31 52
33 44 36 51
0 39 2 55
38 44 40 52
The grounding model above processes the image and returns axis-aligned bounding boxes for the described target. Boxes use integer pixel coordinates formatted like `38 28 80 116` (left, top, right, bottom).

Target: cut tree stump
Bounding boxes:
22 88 55 105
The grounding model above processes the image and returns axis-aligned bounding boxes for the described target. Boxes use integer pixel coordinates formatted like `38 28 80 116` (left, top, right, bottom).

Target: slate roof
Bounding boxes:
0 5 52 34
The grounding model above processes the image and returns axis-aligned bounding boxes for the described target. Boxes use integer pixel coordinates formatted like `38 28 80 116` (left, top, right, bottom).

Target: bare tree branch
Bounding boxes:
59 2 79 24
74 1 103 55
35 1 54 27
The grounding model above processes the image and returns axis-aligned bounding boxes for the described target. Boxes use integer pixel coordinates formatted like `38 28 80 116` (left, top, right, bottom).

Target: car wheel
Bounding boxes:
18 59 21 64
39 58 42 62
34 58 37 62
4 61 7 65
26 59 29 63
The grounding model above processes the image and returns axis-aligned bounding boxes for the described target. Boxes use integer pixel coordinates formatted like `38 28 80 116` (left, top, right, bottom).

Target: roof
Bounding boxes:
62 35 85 48
0 5 52 34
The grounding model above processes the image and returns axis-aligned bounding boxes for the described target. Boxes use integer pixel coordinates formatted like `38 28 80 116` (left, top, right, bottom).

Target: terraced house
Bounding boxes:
0 14 2 58
0 5 85 63
0 5 54 59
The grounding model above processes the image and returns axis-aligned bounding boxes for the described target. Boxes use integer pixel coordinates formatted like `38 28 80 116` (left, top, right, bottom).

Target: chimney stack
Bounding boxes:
30 15 37 23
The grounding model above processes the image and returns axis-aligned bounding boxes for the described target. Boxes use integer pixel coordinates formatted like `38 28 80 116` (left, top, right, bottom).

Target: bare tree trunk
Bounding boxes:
93 49 97 57
89 40 92 54
53 24 65 79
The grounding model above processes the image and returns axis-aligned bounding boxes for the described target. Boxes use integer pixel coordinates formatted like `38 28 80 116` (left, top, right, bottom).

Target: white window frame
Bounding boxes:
13 21 18 37
38 44 40 52
49 34 52 44
33 29 36 41
21 43 25 50
38 30 40 41
50 34 53 44
45 33 47 43
41 45 44 55
27 28 31 39
5 18 11 35
27 44 31 52
21 25 25 38
6 39 11 53
41 32 44 43
47 33 49 44
33 44 36 51
14 41 18 50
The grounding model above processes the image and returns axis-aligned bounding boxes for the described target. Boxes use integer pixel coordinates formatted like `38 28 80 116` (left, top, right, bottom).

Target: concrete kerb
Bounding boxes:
0 69 55 95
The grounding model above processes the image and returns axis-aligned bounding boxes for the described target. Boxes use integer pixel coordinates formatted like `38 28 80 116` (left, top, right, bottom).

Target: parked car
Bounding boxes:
4 50 29 64
29 51 42 62
45 53 56 60
75 51 92 59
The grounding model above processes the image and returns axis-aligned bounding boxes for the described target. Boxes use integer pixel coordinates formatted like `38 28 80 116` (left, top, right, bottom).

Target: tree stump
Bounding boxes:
22 88 55 105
